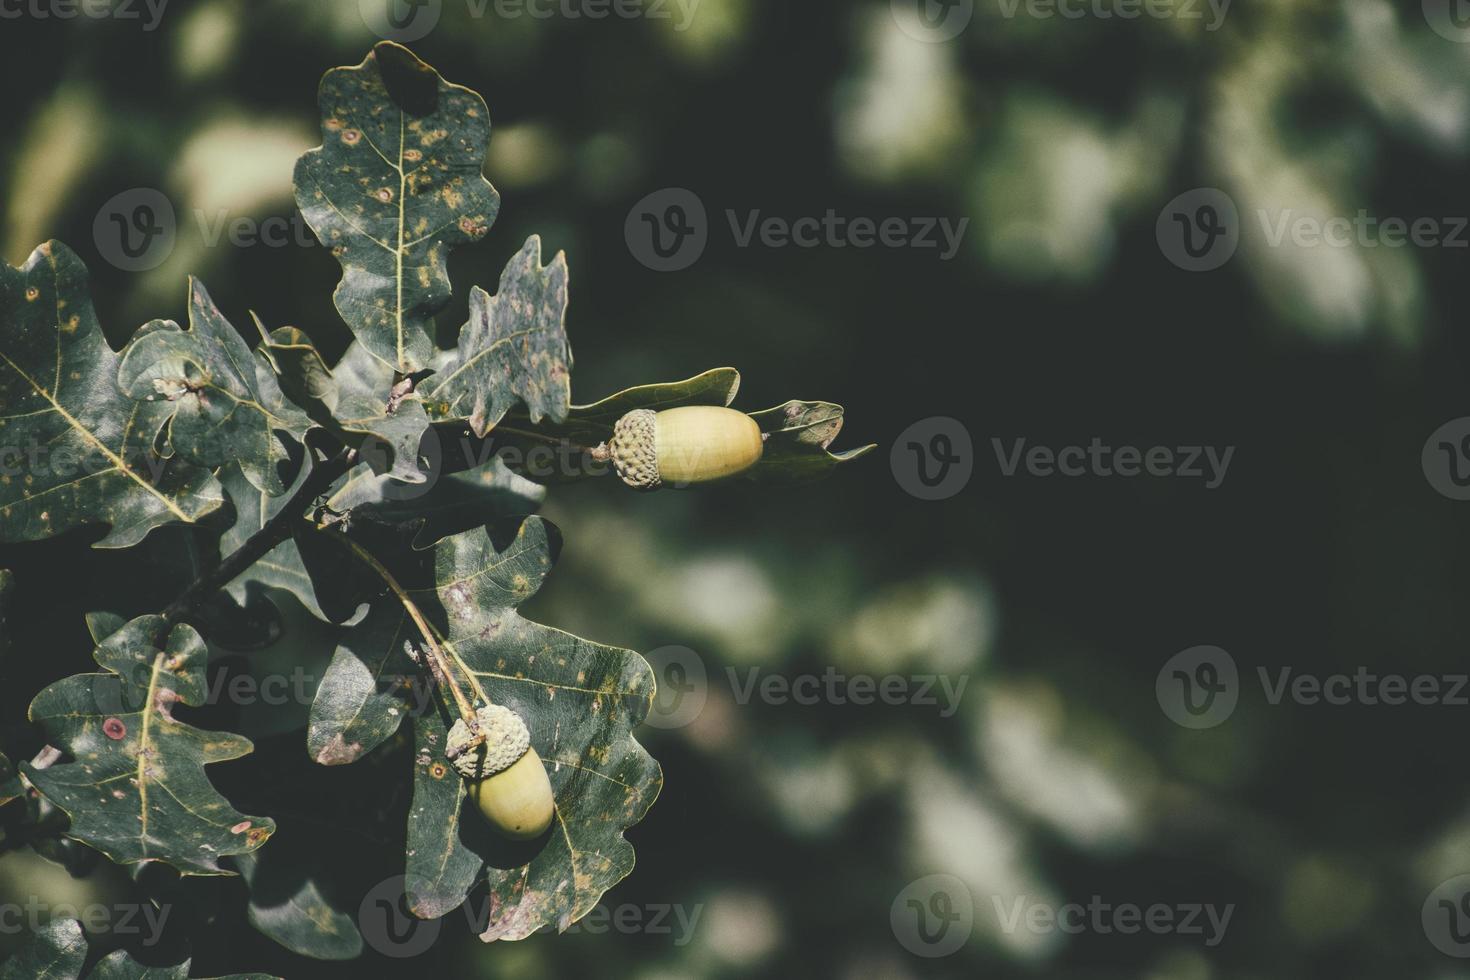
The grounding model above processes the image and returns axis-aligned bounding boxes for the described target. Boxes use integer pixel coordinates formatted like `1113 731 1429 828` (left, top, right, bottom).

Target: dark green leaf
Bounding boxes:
294 42 500 374
327 454 545 550
116 281 311 497
0 917 85 980
252 330 431 486
217 461 338 623
746 399 875 484
306 598 419 767
422 236 571 437
0 923 280 980
252 323 337 419
0 242 224 548
0 751 18 809
234 849 363 961
395 519 661 937
323 342 432 485
22 614 275 875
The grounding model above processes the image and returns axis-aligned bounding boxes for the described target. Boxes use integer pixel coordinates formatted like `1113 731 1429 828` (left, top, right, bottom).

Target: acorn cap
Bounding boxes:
446 704 531 779
609 409 661 490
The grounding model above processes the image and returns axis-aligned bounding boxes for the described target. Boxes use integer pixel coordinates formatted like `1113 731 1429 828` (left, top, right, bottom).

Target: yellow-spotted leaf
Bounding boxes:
294 42 500 374
0 242 224 548
22 613 275 875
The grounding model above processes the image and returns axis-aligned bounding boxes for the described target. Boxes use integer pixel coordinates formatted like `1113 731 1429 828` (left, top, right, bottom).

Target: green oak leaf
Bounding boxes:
390 519 660 936
746 400 875 484
89 950 276 980
0 917 85 980
22 613 275 875
217 461 339 623
0 920 279 980
294 41 500 374
306 596 420 767
324 342 432 485
117 280 311 497
421 236 571 437
326 453 546 550
0 566 12 657
0 751 20 808
235 848 363 961
253 329 431 486
251 322 338 418
0 241 224 548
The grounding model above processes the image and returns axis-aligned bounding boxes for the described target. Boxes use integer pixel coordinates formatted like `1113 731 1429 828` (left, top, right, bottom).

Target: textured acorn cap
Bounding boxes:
609 409 661 490
446 704 530 779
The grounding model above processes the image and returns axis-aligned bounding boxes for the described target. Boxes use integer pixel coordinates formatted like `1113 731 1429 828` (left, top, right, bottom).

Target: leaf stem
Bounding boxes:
160 450 358 626
312 524 487 722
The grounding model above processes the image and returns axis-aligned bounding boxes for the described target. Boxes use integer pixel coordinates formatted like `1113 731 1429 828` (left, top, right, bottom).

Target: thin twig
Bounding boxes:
160 450 358 626
312 524 484 722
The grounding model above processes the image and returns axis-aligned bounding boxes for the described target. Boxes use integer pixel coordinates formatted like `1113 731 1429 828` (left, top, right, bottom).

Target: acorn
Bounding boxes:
445 704 554 840
608 406 764 490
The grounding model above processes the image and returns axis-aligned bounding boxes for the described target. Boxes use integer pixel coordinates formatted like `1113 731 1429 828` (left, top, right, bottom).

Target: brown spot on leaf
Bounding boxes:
429 762 448 780
231 821 251 834
102 718 126 740
315 734 365 766
342 129 362 144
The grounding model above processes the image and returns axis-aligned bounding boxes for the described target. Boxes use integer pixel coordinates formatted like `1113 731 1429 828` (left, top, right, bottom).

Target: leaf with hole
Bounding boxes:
294 42 500 374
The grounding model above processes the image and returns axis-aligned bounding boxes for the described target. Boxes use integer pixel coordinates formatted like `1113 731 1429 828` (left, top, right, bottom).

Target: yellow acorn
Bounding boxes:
608 406 764 489
446 704 554 840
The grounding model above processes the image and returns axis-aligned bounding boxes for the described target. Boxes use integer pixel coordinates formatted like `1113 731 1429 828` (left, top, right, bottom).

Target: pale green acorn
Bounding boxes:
608 406 764 490
446 704 554 840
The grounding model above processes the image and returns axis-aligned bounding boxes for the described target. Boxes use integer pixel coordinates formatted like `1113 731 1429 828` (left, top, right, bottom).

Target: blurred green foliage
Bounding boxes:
4 1 1470 978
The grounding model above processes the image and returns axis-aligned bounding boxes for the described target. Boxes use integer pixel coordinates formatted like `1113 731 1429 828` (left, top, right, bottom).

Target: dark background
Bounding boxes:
3 1 1470 977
